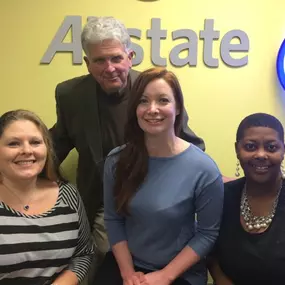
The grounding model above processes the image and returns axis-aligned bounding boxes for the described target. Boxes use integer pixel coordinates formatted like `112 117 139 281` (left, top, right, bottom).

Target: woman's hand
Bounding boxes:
123 271 146 285
141 270 172 285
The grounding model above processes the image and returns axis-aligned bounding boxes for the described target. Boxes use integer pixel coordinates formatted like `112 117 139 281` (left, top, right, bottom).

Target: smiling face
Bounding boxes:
84 39 133 94
0 120 47 182
136 78 180 137
236 126 285 184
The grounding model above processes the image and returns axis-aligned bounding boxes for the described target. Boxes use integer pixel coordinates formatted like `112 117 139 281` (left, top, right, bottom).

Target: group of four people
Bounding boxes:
0 16 284 285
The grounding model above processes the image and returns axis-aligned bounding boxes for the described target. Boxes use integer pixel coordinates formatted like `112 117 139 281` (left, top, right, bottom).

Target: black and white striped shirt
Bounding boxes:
0 182 94 285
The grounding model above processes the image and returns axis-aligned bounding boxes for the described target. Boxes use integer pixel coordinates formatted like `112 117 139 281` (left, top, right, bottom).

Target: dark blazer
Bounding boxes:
50 69 205 225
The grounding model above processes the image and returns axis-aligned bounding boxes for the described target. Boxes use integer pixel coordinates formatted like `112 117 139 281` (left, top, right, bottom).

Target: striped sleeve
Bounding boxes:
61 183 95 282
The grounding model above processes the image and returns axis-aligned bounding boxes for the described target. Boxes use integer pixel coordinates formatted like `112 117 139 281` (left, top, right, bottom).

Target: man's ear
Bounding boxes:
128 50 134 59
128 50 134 67
84 56 91 72
84 56 89 64
84 56 90 65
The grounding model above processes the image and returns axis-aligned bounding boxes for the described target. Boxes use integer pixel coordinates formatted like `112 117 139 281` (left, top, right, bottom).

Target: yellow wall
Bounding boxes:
1 0 285 181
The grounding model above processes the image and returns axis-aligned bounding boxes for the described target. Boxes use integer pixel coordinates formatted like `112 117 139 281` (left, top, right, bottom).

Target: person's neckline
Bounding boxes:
239 179 285 236
149 144 192 161
0 181 62 217
96 76 130 103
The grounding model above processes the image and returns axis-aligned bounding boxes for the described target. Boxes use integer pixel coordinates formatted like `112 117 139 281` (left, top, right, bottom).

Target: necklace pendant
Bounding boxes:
23 205 29 211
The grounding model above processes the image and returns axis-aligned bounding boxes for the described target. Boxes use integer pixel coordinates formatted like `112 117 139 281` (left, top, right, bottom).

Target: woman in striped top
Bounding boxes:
0 110 94 285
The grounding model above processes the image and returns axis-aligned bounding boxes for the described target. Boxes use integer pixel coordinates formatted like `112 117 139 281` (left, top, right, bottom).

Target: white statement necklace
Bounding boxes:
240 183 282 231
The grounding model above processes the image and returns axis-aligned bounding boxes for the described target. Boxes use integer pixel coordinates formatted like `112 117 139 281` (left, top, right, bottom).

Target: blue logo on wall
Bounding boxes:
277 39 285 89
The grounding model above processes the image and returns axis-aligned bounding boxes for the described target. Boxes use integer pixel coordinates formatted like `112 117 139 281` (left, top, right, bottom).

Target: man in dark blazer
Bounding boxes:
50 16 205 282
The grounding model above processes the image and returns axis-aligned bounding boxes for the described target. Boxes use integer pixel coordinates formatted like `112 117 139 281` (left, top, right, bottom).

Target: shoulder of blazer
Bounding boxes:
223 177 245 206
224 177 245 191
129 69 141 88
55 74 96 98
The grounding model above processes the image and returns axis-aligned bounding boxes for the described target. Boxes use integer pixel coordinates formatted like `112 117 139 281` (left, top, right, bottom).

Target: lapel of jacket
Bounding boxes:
80 70 140 166
80 75 103 165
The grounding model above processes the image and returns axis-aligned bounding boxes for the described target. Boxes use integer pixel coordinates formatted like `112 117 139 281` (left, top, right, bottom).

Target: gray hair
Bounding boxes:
81 16 132 57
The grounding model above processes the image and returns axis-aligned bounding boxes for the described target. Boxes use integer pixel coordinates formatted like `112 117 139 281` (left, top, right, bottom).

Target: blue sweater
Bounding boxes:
104 145 224 285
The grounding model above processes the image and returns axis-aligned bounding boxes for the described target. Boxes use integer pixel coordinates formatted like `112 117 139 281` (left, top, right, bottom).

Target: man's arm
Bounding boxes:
50 85 74 163
179 107 205 151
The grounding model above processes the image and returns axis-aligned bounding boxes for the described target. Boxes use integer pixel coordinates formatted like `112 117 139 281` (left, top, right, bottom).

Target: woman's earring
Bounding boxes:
281 163 285 179
235 160 240 177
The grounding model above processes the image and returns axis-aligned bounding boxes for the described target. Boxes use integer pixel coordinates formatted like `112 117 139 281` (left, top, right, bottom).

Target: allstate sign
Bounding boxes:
277 39 285 89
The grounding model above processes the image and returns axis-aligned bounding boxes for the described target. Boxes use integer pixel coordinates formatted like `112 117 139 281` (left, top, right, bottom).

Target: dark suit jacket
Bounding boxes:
50 69 205 226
